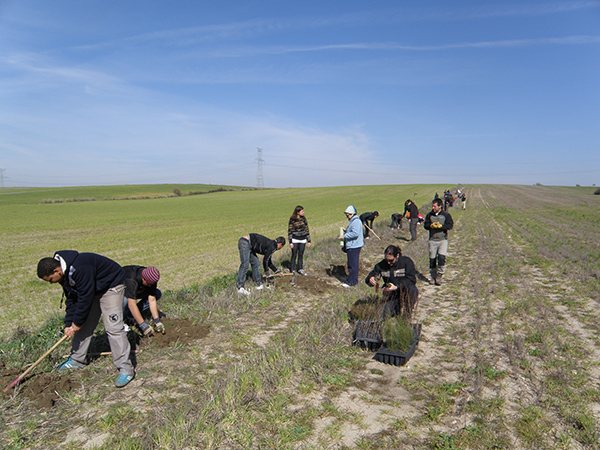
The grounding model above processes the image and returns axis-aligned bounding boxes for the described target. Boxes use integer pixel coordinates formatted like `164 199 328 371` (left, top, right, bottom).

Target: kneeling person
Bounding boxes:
123 265 164 336
365 245 418 318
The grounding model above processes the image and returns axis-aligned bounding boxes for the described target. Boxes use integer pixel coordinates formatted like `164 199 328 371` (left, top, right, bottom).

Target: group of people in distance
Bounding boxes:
35 195 455 389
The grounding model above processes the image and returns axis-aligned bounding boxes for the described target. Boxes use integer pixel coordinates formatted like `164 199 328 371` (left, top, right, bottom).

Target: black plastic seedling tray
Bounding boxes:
373 324 422 366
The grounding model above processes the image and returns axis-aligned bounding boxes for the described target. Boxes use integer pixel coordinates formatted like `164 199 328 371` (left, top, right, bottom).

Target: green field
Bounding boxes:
1 183 443 335
2 183 600 449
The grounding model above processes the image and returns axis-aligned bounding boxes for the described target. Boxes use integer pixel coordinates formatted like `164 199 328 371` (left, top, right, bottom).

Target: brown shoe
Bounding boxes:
435 274 443 286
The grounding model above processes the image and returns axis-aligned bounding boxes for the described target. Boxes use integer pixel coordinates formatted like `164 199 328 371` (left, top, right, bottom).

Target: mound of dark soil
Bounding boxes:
0 318 211 408
139 318 210 349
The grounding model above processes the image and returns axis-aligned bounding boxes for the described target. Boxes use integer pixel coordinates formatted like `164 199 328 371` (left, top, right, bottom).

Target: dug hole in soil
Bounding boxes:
0 318 210 408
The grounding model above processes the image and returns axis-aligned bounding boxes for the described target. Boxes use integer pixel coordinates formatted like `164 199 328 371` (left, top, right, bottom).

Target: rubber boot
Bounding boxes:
429 268 437 285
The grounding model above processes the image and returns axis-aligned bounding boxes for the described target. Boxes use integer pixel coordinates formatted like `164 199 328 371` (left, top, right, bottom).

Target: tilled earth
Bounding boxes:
1 318 210 408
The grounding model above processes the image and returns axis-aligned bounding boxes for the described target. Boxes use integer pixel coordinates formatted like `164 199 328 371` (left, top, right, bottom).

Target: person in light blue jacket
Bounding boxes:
339 205 364 287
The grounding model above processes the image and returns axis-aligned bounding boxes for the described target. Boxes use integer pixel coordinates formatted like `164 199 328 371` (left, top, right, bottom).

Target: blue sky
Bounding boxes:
1 1 598 188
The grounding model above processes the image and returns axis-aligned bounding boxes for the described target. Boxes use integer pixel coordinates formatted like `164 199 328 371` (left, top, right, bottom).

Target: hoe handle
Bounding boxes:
3 334 69 392
364 224 381 240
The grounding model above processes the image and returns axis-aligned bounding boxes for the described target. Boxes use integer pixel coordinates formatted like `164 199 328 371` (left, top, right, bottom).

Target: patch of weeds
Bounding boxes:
322 401 347 420
566 410 599 447
420 381 466 424
466 395 505 417
230 331 254 353
389 417 408 431
0 314 65 370
527 347 543 357
4 428 31 450
323 373 352 388
482 365 507 381
515 405 552 447
203 273 237 295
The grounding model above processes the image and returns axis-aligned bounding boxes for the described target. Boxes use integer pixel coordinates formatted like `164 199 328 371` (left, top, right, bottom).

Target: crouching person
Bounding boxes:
37 251 135 388
365 245 418 318
236 234 285 295
123 265 164 336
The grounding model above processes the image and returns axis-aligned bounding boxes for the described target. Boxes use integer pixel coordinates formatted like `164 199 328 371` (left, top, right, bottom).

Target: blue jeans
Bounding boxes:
346 247 361 286
237 237 261 288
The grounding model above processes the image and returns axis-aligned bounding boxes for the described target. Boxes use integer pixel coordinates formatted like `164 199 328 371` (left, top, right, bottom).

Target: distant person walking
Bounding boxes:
402 199 419 241
236 234 285 295
37 251 135 388
461 193 467 210
424 198 454 286
359 211 379 239
443 190 454 211
339 205 364 287
288 205 311 275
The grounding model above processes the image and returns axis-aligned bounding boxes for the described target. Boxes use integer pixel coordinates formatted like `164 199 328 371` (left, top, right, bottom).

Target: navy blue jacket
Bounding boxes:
54 250 125 327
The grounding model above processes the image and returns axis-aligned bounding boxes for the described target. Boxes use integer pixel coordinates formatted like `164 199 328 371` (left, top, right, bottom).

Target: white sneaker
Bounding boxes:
341 283 351 288
255 285 265 290
238 287 251 295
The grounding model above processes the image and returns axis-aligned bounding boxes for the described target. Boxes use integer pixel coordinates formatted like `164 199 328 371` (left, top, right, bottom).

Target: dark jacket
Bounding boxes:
54 250 125 327
288 217 311 243
365 255 417 291
403 201 419 219
360 212 378 224
123 265 157 300
423 210 454 240
249 233 279 273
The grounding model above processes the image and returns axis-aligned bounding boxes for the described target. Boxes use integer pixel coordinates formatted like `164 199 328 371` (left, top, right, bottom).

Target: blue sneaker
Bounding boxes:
115 373 135 388
57 357 81 370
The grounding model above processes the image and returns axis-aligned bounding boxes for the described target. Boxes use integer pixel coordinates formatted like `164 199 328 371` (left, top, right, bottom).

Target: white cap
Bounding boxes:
344 205 357 215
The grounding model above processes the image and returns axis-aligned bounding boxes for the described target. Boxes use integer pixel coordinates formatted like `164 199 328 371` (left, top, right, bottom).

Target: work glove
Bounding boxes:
153 318 166 335
138 320 154 337
430 222 442 229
